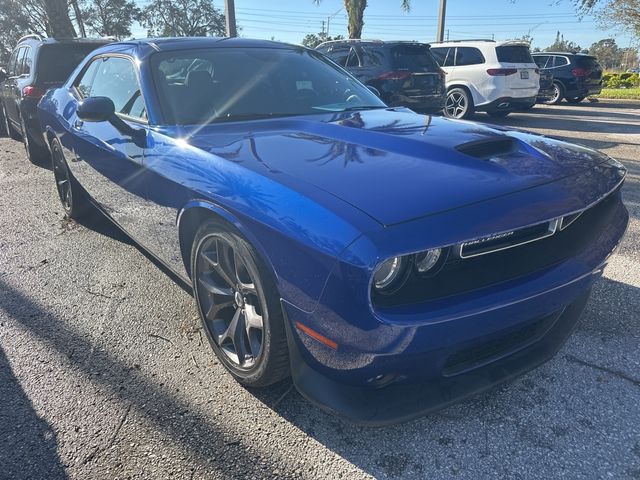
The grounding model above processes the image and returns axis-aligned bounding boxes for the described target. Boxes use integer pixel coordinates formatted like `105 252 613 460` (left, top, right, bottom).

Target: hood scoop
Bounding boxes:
456 137 519 160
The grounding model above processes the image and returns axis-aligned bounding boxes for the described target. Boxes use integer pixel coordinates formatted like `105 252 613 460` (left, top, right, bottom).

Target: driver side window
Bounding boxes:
76 56 147 121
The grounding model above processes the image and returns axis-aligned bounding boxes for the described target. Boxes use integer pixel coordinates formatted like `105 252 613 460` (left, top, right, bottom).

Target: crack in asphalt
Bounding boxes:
564 354 640 387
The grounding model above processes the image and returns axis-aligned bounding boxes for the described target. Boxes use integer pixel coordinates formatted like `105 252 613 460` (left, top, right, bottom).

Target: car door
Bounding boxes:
3 47 27 128
67 54 150 238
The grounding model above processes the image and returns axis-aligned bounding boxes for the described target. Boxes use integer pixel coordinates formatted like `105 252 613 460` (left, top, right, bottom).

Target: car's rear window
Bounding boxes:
36 44 106 84
390 45 439 72
495 45 534 64
575 56 600 70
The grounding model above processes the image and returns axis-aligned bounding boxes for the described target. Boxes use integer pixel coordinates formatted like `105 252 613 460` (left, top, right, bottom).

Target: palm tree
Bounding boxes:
313 0 410 39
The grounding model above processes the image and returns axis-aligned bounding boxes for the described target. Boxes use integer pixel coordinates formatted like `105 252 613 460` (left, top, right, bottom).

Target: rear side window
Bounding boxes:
328 46 359 67
391 45 438 72
79 56 146 120
36 44 105 84
533 56 549 68
360 46 384 67
496 45 533 63
7 49 19 76
455 47 485 66
431 47 454 67
553 56 569 67
575 56 600 70
15 47 28 75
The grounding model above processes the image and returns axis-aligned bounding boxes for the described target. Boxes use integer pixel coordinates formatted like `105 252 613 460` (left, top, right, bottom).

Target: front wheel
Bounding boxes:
50 138 88 219
443 87 474 119
191 220 289 387
542 82 564 105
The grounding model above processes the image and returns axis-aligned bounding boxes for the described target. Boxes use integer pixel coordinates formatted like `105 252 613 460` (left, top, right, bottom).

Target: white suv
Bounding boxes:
429 40 540 119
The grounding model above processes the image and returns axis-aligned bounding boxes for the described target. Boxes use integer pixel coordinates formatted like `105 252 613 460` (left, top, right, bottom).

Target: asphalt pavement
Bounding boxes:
1 100 639 479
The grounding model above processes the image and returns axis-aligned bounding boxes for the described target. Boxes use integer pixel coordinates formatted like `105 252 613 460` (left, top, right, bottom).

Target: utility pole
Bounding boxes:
436 0 447 42
321 20 325 34
225 0 237 37
326 7 342 37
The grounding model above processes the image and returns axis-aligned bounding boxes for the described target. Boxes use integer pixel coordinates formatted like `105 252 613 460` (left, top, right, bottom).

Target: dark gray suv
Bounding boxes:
316 40 446 114
0 35 111 163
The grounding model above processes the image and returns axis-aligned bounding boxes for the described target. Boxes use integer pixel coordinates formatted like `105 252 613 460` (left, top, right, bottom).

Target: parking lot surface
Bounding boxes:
1 100 639 479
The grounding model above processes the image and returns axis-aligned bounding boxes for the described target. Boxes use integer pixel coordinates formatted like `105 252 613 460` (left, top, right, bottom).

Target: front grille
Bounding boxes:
442 309 560 376
373 187 622 308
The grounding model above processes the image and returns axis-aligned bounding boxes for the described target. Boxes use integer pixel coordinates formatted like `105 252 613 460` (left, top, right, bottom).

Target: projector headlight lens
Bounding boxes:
415 248 442 274
373 256 407 292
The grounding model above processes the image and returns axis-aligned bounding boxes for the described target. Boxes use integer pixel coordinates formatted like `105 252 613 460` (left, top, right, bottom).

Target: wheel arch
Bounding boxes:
177 200 278 286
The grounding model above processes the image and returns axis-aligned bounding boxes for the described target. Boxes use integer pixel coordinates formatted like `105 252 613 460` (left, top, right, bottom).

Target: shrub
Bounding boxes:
602 72 640 88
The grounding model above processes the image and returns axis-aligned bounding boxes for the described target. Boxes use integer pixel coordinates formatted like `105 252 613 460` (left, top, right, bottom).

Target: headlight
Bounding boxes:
415 248 442 274
373 256 407 292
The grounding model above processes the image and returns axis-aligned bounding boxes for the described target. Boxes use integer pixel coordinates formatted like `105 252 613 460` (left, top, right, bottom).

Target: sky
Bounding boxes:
131 0 636 51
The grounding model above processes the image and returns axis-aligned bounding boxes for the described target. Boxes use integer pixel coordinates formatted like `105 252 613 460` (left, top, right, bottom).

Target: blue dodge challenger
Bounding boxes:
38 38 628 425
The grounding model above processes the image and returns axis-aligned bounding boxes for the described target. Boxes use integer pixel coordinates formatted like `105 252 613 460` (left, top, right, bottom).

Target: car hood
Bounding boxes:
181 108 611 226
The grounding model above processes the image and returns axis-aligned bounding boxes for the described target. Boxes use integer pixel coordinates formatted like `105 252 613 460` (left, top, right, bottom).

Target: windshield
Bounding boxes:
150 47 387 125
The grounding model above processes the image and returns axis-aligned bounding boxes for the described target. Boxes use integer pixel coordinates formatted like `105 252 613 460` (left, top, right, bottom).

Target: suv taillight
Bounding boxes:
22 86 45 98
378 71 412 81
571 68 589 77
486 68 518 76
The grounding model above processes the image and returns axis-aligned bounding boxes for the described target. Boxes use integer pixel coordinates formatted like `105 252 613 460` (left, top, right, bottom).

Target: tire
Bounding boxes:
1 102 20 140
444 87 475 119
565 96 586 104
50 137 88 219
20 113 49 164
542 82 564 105
487 111 510 118
191 219 289 388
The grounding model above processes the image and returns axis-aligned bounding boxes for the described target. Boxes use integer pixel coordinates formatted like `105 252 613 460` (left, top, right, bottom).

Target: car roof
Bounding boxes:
16 36 113 48
429 39 528 48
317 39 428 48
533 52 594 58
107 37 297 52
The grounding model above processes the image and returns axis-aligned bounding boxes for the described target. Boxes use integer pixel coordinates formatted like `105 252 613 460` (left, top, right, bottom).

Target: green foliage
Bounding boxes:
545 31 584 53
139 0 226 37
575 0 640 40
602 72 640 88
81 0 139 38
301 32 345 49
598 87 640 99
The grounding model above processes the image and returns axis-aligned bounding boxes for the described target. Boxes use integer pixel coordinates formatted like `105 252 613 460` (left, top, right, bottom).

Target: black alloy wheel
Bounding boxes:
191 221 289 387
1 103 20 140
50 138 86 218
20 114 48 164
542 82 564 105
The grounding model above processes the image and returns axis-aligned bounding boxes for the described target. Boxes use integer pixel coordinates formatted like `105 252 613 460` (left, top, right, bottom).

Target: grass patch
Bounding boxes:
597 88 640 100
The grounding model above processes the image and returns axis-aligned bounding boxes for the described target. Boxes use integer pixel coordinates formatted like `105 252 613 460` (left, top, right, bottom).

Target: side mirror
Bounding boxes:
366 85 381 98
77 96 115 122
77 96 146 147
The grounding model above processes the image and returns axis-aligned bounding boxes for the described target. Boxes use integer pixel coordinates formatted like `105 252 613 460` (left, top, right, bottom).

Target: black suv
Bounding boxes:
316 40 446 114
531 52 603 105
0 35 111 163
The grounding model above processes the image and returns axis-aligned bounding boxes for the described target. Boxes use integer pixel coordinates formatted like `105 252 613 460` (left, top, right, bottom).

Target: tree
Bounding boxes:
589 38 624 69
82 0 139 38
545 31 585 53
313 0 411 39
301 32 344 48
139 0 226 37
43 0 76 37
576 0 639 39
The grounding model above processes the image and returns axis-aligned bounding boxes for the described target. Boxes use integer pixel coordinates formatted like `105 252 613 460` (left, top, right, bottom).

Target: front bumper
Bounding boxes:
287 292 589 425
283 166 628 425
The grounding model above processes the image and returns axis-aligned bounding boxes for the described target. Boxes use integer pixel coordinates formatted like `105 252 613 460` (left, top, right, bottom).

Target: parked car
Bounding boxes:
38 37 628 425
532 52 603 104
537 70 555 103
316 40 446 114
429 39 540 119
0 35 111 163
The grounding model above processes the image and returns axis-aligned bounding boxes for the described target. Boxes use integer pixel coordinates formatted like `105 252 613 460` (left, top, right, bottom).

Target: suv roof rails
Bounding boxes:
17 33 44 44
430 39 496 44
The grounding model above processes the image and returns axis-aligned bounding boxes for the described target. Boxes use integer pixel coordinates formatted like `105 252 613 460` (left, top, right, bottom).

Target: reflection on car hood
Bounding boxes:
183 108 613 226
